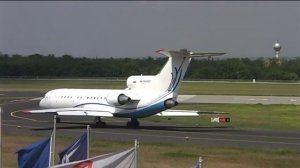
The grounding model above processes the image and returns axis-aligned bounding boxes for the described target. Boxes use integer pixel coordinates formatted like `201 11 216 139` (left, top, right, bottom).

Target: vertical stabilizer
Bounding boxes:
126 49 225 97
154 49 192 95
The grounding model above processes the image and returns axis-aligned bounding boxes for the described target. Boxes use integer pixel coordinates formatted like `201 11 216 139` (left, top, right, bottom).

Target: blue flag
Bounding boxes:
59 132 87 164
17 136 52 168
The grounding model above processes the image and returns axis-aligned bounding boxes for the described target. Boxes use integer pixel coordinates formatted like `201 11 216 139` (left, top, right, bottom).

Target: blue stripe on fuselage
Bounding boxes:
114 100 166 118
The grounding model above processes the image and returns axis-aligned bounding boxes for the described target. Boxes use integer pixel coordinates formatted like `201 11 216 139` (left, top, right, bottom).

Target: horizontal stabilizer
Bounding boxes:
156 49 226 58
189 52 226 57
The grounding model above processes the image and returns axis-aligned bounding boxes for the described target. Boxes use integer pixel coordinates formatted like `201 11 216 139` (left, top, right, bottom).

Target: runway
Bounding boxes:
1 91 300 151
2 91 300 104
178 95 300 104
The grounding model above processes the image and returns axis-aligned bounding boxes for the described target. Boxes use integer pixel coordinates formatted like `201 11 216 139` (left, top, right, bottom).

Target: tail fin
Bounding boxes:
155 49 192 95
126 49 225 96
155 49 226 94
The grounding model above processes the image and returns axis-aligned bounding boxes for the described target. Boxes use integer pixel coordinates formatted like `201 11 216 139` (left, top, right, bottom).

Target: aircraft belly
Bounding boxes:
114 101 167 118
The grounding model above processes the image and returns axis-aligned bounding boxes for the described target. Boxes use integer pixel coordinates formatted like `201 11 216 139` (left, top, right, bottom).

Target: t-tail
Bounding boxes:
155 49 192 96
126 49 226 96
153 49 225 95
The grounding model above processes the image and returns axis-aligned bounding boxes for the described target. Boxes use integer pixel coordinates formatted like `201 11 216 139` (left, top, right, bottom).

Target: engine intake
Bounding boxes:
106 93 131 106
164 99 178 109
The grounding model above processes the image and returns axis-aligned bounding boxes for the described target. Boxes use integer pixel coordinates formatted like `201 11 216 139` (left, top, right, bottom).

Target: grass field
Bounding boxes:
0 79 126 92
181 82 300 96
1 79 300 96
148 104 300 131
1 79 300 167
3 133 300 168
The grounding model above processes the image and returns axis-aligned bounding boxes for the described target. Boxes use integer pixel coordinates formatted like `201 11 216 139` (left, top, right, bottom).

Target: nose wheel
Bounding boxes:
127 118 139 128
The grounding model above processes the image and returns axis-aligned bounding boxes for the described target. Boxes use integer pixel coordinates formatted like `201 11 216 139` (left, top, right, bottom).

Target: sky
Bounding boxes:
0 1 300 58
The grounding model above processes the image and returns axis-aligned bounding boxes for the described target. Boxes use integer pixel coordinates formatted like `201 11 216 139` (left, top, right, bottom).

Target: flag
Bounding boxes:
53 148 136 168
59 132 87 164
17 136 52 168
192 157 203 168
192 163 201 168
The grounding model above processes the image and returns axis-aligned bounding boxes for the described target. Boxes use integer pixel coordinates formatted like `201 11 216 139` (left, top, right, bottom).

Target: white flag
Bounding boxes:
52 148 136 168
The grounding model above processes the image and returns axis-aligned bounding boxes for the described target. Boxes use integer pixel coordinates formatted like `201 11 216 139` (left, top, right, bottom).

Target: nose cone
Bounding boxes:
39 98 48 108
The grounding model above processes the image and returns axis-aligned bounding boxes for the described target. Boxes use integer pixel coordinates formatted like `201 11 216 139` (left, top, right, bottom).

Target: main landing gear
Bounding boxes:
56 116 61 123
93 117 106 128
126 118 139 128
92 117 139 128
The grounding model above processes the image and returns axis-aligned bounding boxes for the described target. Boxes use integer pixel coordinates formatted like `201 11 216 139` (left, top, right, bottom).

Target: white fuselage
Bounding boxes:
40 88 176 118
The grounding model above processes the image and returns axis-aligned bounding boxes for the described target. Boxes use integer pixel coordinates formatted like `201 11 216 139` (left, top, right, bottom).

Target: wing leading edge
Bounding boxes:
23 108 114 117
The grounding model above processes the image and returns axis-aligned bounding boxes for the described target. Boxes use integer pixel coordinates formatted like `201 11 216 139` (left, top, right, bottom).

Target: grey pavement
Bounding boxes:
178 95 300 105
1 92 300 151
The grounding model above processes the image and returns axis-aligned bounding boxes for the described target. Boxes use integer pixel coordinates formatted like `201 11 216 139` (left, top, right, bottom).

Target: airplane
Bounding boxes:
25 49 226 128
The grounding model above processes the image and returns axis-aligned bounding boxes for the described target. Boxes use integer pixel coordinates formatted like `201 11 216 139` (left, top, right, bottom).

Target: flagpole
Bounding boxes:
0 107 2 168
49 133 53 168
87 124 90 159
199 156 203 168
52 115 57 166
134 139 139 168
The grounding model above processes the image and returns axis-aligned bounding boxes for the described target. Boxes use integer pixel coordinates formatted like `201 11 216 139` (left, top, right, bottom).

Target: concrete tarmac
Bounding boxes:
178 95 300 104
2 91 300 104
1 91 300 151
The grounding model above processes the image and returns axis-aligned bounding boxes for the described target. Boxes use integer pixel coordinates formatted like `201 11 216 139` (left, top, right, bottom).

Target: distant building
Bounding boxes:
274 41 282 59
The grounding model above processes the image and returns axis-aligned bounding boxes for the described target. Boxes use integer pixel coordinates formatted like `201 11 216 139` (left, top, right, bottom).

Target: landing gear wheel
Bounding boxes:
95 121 106 128
56 117 61 123
126 118 140 128
93 117 106 128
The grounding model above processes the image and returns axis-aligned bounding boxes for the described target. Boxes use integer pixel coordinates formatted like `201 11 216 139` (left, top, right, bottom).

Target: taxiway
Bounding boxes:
1 91 300 151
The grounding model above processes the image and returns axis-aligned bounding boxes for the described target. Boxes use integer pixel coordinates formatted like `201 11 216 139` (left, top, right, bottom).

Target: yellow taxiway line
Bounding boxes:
10 111 43 122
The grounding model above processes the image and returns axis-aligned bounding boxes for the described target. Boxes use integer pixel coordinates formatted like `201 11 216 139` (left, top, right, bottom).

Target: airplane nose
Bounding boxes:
39 98 47 108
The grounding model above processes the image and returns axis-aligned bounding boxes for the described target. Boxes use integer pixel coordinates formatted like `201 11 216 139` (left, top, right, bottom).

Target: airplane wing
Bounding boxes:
156 109 229 117
23 108 114 117
156 109 199 116
197 111 229 114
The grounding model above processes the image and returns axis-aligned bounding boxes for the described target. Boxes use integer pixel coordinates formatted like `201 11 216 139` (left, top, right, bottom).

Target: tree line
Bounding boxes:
0 53 300 80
